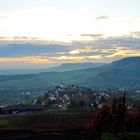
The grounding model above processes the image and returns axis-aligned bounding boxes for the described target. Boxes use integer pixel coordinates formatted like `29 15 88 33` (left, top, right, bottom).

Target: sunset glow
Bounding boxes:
0 0 140 69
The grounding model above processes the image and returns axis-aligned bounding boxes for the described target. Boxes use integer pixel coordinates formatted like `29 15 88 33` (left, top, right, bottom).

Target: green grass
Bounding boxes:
125 132 140 140
101 133 121 140
101 133 140 140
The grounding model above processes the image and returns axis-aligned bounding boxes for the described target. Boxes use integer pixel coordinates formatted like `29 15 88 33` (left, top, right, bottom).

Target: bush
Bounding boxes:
101 133 121 140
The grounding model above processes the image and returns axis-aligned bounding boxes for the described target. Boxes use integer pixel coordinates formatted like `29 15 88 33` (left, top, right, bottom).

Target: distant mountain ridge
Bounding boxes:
0 57 140 89
0 69 46 75
0 62 105 75
46 62 105 72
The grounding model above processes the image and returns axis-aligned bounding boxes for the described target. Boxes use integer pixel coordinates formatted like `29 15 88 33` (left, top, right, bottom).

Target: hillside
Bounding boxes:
0 57 140 89
46 63 105 72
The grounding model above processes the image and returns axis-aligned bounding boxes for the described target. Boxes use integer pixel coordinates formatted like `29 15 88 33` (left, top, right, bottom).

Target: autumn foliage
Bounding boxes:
85 94 140 136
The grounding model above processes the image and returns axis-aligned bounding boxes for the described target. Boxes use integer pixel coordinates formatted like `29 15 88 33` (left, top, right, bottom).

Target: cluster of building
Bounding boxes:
1 83 139 114
33 83 111 111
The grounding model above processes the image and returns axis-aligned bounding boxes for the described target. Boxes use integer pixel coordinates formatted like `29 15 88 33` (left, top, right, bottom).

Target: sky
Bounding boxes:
0 0 140 69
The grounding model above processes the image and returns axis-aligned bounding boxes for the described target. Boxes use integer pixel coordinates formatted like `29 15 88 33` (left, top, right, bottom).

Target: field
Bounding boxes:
0 111 93 139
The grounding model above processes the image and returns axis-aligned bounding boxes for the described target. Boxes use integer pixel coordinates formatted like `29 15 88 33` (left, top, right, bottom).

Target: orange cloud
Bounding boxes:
106 47 140 58
88 55 103 60
0 56 49 64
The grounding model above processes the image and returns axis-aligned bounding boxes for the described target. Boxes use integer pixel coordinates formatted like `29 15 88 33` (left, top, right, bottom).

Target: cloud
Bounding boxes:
106 47 140 58
81 34 104 37
0 43 70 57
80 34 104 40
69 47 93 54
129 32 140 38
1 34 140 67
88 55 103 60
0 56 50 64
50 56 85 62
67 36 140 61
96 16 109 21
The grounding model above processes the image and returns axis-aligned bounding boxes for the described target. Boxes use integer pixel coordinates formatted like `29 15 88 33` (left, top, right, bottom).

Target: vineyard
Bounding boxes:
0 111 93 138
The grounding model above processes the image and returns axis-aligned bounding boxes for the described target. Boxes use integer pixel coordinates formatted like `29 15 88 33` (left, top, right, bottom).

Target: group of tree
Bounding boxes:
84 93 140 139
68 100 86 108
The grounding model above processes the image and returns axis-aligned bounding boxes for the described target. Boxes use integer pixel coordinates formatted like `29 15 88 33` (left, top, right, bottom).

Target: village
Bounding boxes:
0 83 139 114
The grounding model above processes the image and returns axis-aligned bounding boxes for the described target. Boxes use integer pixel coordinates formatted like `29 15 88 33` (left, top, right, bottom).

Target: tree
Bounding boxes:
78 100 86 107
68 100 77 108
0 108 4 114
85 93 127 138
